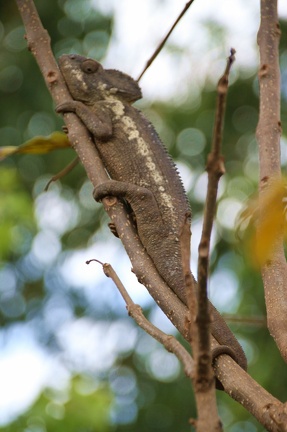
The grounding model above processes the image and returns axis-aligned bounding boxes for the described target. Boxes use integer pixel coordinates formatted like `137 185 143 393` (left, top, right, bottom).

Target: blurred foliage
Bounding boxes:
1 376 112 432
0 167 35 262
1 1 287 432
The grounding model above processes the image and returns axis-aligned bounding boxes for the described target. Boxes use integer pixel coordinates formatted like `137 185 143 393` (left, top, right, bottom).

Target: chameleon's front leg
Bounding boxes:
56 100 113 139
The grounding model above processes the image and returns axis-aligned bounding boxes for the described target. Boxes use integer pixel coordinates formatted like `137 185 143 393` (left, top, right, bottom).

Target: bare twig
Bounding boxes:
137 0 195 81
196 48 235 377
87 259 194 377
44 156 79 191
188 49 236 432
256 0 287 362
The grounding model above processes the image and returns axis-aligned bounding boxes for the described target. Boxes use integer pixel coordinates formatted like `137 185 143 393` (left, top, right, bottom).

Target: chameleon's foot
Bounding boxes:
93 181 124 202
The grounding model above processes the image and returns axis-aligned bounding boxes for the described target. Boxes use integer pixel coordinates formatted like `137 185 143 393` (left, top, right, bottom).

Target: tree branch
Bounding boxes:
256 0 287 363
214 355 285 432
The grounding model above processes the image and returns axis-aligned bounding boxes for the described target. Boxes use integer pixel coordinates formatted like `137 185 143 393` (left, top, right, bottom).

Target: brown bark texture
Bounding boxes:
256 0 287 364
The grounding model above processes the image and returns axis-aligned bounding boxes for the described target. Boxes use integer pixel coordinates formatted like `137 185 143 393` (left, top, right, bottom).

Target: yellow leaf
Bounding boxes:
0 132 70 160
239 178 286 267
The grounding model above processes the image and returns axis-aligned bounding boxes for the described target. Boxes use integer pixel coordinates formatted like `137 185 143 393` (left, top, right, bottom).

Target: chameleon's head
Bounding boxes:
58 54 142 103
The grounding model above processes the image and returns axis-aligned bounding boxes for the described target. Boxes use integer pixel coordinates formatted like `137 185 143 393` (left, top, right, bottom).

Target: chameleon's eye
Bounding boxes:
82 60 99 74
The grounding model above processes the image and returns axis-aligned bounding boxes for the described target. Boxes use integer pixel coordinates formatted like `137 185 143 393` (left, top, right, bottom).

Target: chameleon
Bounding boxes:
57 54 247 373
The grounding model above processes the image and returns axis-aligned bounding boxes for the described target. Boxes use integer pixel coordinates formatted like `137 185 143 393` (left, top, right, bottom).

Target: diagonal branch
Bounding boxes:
256 0 287 363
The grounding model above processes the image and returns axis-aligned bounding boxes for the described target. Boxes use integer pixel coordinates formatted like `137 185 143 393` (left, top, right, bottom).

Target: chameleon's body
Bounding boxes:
58 54 247 371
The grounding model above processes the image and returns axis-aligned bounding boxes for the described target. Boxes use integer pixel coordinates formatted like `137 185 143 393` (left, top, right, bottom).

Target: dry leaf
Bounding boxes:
0 132 70 160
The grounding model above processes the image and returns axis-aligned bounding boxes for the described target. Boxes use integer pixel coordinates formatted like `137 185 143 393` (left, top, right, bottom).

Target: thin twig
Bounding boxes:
197 48 236 370
137 0 195 81
189 51 235 426
44 157 79 191
212 48 236 157
87 259 194 378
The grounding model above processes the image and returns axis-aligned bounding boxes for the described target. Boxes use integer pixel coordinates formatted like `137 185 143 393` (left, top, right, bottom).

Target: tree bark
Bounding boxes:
256 0 287 364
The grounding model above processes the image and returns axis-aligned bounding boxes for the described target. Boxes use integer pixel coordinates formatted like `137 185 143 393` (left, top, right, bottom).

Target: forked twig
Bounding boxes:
87 259 194 377
137 0 195 81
